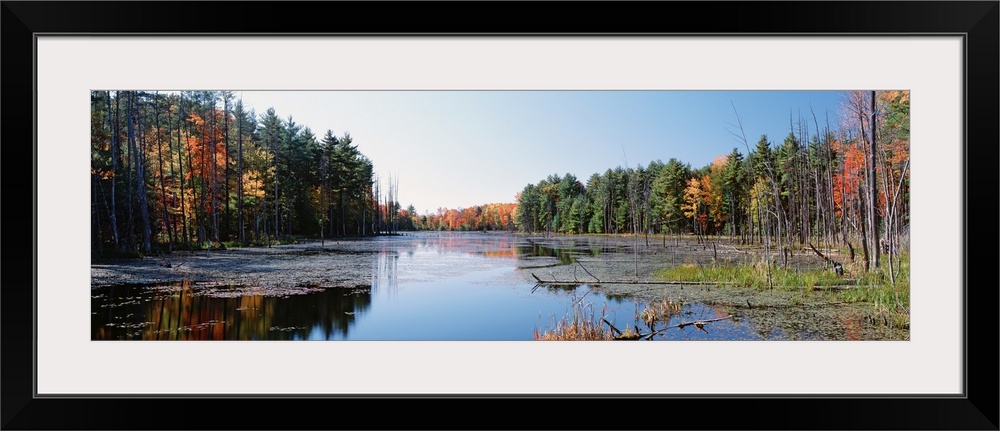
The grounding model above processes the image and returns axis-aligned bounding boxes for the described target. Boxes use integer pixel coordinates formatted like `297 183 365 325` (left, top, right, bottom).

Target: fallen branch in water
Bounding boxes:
602 319 644 340
158 259 187 269
531 273 720 286
575 261 600 283
602 318 622 336
519 263 563 270
804 284 862 291
808 242 844 276
603 315 736 340
640 315 735 339
667 315 734 329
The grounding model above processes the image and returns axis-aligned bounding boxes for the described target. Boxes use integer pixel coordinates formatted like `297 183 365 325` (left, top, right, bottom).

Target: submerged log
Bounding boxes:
668 315 734 329
605 315 737 341
531 273 720 286
639 315 735 340
603 319 645 340
805 284 862 291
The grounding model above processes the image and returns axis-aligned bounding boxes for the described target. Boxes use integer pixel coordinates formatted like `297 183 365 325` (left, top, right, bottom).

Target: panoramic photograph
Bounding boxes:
90 90 910 341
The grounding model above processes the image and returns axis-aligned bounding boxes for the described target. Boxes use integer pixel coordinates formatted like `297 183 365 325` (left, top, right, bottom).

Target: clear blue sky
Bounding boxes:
235 90 848 215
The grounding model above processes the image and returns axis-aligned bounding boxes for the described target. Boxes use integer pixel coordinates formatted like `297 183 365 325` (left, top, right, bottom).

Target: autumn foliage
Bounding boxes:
405 203 518 231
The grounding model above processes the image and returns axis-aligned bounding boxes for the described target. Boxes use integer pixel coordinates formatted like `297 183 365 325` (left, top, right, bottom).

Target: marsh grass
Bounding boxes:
654 251 910 327
533 295 688 340
837 251 910 308
533 301 614 341
654 262 844 291
640 298 683 330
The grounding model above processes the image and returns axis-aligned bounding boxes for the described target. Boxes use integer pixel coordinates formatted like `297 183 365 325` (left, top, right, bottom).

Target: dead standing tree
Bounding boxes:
730 103 780 289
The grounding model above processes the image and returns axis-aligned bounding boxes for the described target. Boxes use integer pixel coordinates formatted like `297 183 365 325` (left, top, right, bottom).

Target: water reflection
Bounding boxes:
515 240 612 265
92 281 372 340
409 232 518 258
371 248 399 295
518 243 577 265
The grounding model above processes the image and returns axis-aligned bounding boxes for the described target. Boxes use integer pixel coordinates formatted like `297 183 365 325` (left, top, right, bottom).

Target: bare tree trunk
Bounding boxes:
320 147 326 244
273 138 279 241
237 100 245 246
340 190 345 237
127 91 152 254
186 99 201 247
840 157 849 251
93 173 102 256
197 104 208 247
223 93 231 242
176 95 189 247
867 90 880 272
209 95 219 243
731 103 772 287
813 168 822 248
271 137 278 239
106 91 121 252
126 117 135 253
154 93 174 252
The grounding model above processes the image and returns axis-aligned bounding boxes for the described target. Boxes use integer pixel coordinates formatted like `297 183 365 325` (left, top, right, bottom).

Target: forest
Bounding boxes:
513 90 910 275
91 90 910 278
90 90 406 257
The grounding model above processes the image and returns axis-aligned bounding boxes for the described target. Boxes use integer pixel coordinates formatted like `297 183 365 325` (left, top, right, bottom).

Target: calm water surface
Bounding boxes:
92 232 765 340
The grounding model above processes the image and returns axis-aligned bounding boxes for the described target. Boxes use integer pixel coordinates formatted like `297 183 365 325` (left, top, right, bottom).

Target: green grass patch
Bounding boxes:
654 251 910 313
838 252 910 312
654 262 844 291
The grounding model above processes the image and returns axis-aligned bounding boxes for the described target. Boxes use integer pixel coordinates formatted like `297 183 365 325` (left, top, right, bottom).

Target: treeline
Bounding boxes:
395 203 518 231
515 91 910 274
90 90 404 257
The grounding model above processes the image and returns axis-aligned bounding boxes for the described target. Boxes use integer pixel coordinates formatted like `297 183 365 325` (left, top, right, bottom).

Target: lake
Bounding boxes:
91 231 786 340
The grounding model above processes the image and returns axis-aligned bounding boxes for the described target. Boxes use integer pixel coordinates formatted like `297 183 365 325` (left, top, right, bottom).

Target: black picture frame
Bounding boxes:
3 2 997 429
